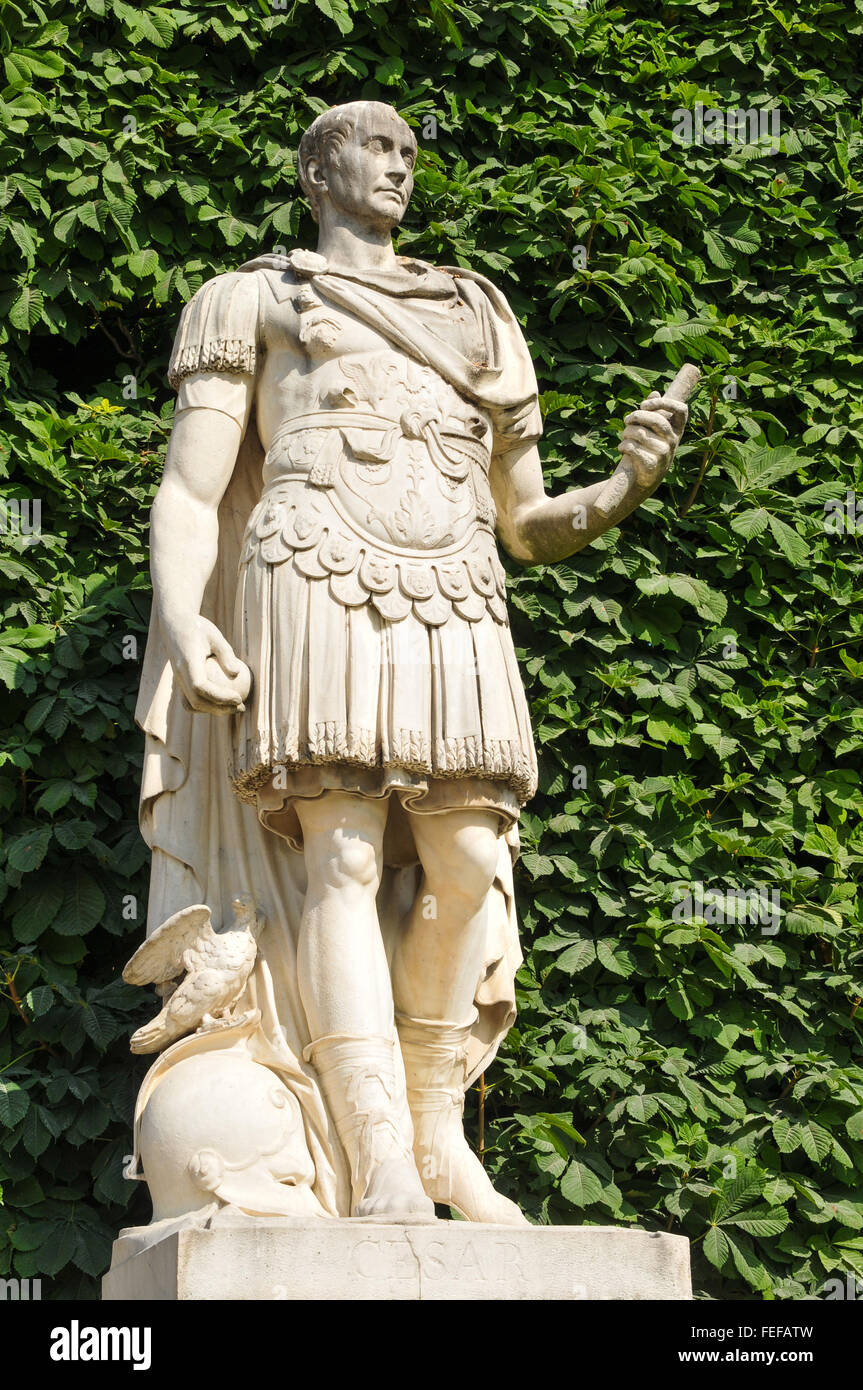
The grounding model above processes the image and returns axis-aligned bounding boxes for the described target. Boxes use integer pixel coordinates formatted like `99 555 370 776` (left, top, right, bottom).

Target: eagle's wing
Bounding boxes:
173 968 235 1019
122 904 214 986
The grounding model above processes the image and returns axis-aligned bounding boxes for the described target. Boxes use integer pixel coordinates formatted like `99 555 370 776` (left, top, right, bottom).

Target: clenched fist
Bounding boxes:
165 614 252 716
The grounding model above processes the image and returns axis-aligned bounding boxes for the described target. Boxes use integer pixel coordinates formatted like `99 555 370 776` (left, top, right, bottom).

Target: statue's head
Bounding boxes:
298 100 416 231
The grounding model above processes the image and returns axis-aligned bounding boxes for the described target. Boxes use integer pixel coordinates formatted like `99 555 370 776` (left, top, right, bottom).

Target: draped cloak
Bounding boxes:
133 253 543 1218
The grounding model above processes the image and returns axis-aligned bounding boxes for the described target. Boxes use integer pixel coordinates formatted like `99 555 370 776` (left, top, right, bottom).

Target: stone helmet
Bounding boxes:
138 1048 323 1222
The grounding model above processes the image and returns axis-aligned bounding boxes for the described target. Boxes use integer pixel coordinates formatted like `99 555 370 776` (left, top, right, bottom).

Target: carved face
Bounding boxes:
312 107 416 231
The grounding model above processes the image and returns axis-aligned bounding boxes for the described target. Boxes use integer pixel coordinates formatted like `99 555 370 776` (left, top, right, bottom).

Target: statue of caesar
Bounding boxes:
144 100 689 1225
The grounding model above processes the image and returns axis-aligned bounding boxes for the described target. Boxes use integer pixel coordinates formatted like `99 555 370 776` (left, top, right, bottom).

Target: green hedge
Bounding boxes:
1 0 861 1299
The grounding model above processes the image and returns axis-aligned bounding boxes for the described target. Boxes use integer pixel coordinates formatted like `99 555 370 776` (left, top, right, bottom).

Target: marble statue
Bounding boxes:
123 100 695 1238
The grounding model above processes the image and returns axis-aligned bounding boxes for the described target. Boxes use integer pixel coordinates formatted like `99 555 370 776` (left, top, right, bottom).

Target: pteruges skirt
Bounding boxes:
228 490 538 853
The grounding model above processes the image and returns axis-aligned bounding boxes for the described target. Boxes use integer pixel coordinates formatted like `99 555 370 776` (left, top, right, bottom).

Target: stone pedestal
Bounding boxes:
102 1219 691 1301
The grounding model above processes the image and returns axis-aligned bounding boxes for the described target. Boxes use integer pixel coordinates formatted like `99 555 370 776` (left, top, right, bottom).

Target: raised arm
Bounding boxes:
491 390 689 565
151 387 253 715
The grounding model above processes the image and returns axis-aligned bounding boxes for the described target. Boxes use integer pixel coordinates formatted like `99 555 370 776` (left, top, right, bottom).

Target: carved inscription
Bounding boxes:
350 1236 525 1283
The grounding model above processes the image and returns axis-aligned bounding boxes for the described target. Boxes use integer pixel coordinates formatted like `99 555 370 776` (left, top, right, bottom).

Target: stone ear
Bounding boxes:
188 1148 225 1193
304 157 328 194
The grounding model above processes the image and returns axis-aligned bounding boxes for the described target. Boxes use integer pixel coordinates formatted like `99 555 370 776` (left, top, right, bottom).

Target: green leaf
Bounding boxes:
846 1113 863 1143
726 1206 789 1237
14 47 65 78
560 1159 604 1208
314 0 354 35
375 56 404 85
595 938 636 976
716 1169 765 1218
767 514 809 567
8 283 43 329
12 878 64 941
797 1121 833 1164
695 723 739 759
666 982 694 1020
54 820 95 851
34 1222 77 1277
6 827 52 873
742 446 803 490
51 871 105 936
128 247 159 278
554 938 596 974
725 1232 772 1290
73 1224 112 1278
730 507 770 540
24 985 54 1019
703 1226 730 1270
34 780 74 814
773 1117 799 1153
647 716 690 747
0 1080 30 1127
81 1002 116 1049
626 1093 659 1122
22 1105 54 1157
667 575 728 623
703 229 734 270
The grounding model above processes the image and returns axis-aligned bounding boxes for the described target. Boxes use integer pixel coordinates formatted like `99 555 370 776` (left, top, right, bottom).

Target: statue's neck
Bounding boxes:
316 213 398 273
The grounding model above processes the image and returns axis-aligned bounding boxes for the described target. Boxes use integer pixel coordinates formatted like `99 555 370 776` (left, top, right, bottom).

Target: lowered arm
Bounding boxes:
151 380 253 714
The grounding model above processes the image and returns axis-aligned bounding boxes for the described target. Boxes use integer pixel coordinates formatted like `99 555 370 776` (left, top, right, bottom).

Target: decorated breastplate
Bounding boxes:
266 351 496 545
241 353 507 627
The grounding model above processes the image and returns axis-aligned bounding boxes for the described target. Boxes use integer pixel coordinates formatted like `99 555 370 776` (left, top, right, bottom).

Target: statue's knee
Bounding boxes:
434 828 499 909
314 835 380 894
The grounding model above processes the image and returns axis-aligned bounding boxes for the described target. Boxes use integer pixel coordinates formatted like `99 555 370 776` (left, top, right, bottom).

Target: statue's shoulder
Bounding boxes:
389 256 515 309
428 261 526 340
175 265 265 323
238 250 326 290
168 266 266 389
437 262 513 304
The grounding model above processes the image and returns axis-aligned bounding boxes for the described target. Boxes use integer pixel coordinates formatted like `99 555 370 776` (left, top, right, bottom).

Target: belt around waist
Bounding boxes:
265 408 491 482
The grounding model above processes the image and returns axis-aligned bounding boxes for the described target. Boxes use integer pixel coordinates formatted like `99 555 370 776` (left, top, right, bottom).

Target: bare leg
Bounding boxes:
294 791 391 1038
392 808 527 1224
392 809 500 1022
295 790 433 1219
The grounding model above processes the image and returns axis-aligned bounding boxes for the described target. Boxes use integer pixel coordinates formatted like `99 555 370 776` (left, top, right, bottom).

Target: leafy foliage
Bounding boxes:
1 0 861 1299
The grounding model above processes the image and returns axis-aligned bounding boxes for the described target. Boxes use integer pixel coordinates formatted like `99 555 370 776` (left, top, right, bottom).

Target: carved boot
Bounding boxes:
397 1014 528 1225
306 1033 435 1220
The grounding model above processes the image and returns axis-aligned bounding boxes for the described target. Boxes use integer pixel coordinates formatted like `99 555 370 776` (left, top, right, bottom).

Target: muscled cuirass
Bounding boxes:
240 273 507 627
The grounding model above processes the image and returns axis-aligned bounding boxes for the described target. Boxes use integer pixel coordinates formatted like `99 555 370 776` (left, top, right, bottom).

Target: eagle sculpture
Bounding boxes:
124 896 264 1054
